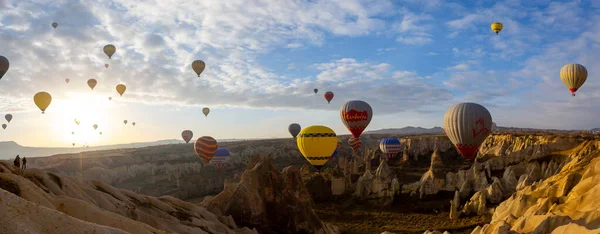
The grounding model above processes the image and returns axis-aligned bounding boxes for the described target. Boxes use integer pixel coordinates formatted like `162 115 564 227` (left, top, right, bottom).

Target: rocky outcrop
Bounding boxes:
0 161 254 234
449 190 460 220
354 160 399 202
419 150 446 197
400 136 454 161
471 140 600 234
203 155 339 234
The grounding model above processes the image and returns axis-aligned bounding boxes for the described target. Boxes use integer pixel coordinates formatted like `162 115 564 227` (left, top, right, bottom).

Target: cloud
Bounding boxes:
427 52 439 56
391 11 434 45
376 47 396 55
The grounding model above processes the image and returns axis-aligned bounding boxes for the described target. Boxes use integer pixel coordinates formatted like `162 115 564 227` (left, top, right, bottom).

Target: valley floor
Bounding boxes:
314 197 490 234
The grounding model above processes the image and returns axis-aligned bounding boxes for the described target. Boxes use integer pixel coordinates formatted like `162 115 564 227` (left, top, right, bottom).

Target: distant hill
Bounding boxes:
0 138 247 160
365 123 585 136
365 126 444 135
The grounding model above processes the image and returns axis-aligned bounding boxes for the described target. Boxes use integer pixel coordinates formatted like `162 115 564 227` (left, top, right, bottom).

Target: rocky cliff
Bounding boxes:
0 161 256 234
202 155 340 234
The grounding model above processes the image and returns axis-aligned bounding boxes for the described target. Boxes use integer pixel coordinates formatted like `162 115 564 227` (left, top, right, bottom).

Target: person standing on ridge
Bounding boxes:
22 157 27 170
13 155 20 168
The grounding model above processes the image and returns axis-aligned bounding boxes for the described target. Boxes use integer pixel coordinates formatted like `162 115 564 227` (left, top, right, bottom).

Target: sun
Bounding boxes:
50 92 113 147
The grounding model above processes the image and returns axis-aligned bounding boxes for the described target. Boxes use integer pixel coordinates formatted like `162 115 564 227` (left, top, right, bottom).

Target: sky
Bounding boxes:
0 0 599 147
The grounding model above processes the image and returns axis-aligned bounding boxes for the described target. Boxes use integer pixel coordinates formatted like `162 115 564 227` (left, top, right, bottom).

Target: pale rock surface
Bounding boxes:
0 188 129 234
515 174 533 191
419 150 446 197
462 191 487 216
472 140 600 234
449 190 460 220
486 177 505 204
0 162 253 234
354 160 397 199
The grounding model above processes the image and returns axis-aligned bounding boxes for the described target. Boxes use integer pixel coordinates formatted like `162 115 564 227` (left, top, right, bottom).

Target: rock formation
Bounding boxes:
471 140 600 233
354 160 399 202
202 155 339 234
0 161 255 234
419 150 446 197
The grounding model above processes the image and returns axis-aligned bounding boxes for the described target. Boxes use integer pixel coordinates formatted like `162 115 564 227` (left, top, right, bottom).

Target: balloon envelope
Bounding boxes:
288 123 301 138
296 125 337 170
192 60 206 77
1 124 6 130
5 114 12 123
443 102 492 160
324 91 334 104
0 55 9 80
560 63 587 96
103 44 116 59
340 100 373 138
211 148 230 171
194 136 218 164
348 137 362 153
314 89 318 94
181 130 193 143
34 92 52 114
52 22 58 28
491 22 503 34
379 138 402 160
87 79 97 90
202 107 210 117
116 84 126 96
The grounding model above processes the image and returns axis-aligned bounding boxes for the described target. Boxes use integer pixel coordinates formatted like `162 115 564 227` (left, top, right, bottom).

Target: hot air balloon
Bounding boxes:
5 114 12 123
103 44 116 59
0 55 9 80
194 136 218 164
74 119 79 125
72 143 75 146
348 137 362 153
491 22 503 35
116 84 126 96
443 102 492 160
330 138 342 162
314 88 318 94
211 148 230 172
65 78 70 83
87 79 97 90
296 125 338 170
380 138 402 160
34 92 52 114
340 100 373 138
560 63 587 97
93 124 98 130
123 120 128 124
202 107 210 117
182 130 193 143
1 124 6 130
132 122 136 126
288 123 301 138
324 91 334 104
105 64 109 68
192 60 206 77
52 22 58 29
99 132 102 135
108 97 112 101
71 131 74 135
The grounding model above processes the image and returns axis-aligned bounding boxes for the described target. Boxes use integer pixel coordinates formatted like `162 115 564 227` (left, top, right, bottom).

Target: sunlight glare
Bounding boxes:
51 92 112 146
